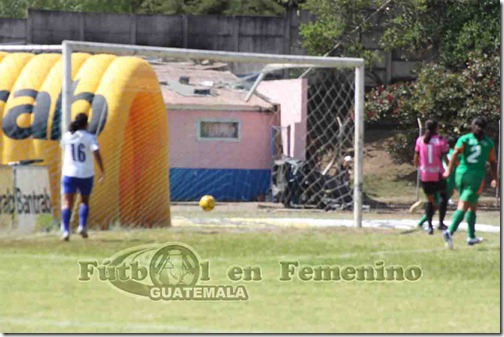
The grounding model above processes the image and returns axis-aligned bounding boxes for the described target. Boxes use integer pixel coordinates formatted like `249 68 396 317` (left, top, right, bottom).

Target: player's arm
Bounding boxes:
443 144 463 178
90 137 105 183
488 147 498 188
93 149 105 183
413 138 420 166
413 152 419 167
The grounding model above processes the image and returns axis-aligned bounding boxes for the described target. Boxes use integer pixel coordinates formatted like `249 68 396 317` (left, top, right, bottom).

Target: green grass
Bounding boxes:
0 224 500 333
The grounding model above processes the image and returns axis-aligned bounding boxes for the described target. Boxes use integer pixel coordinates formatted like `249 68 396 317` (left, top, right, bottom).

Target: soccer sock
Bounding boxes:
79 204 90 229
449 209 465 235
418 214 427 226
438 193 448 225
62 208 71 233
466 210 476 239
425 202 434 228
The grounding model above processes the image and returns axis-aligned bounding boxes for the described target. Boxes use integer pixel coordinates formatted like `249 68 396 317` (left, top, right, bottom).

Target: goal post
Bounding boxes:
0 41 365 229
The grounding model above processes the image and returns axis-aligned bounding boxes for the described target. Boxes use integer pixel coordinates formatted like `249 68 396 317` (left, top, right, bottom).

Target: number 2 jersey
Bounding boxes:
415 134 449 182
455 133 495 180
61 130 99 178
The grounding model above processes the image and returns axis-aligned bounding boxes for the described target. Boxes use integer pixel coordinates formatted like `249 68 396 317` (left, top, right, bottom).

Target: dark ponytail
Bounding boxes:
69 113 88 134
423 119 438 144
471 116 487 140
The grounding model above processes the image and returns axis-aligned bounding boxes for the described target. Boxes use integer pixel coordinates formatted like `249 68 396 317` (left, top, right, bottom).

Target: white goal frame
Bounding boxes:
0 41 365 228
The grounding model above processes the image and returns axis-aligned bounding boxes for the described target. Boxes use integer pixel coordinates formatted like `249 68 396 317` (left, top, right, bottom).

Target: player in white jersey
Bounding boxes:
60 113 105 241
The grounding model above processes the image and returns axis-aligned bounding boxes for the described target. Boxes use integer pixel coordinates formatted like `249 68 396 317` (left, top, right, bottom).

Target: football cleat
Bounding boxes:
77 227 88 239
61 231 70 241
467 237 483 246
443 230 453 249
437 223 448 231
426 226 434 235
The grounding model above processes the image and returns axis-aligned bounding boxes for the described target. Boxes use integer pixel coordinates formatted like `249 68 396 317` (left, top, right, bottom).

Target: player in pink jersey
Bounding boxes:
413 119 449 235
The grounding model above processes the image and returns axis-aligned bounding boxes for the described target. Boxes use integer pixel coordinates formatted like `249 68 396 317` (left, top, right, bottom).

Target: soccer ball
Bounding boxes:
199 195 215 212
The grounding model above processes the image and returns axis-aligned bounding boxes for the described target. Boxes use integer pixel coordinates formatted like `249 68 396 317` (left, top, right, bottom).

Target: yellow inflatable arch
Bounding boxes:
0 53 170 228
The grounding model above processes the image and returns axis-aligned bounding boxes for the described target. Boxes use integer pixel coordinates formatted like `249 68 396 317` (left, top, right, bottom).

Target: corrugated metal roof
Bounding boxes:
152 62 276 112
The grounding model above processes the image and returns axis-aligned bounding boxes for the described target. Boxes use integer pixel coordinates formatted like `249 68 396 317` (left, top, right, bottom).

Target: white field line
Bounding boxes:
172 216 500 233
0 317 221 333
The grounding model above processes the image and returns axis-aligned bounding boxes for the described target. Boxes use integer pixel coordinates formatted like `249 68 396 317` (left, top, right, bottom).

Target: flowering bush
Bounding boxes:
365 50 500 163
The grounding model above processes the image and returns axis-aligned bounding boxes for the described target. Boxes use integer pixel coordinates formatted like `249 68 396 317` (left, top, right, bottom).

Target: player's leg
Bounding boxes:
424 192 436 235
448 173 473 235
418 191 439 228
418 212 428 228
61 176 77 241
444 173 480 248
443 199 468 249
466 180 485 245
76 176 94 238
437 179 448 230
448 200 469 234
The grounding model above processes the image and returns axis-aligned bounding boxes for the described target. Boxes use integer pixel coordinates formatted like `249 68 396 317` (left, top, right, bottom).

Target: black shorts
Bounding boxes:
421 179 447 195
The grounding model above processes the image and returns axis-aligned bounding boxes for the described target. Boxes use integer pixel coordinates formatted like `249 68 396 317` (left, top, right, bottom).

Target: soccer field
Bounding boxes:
0 215 500 333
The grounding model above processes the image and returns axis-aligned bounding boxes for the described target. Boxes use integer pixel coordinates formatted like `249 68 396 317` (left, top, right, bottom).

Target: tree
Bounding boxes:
0 0 27 18
366 50 500 163
379 0 500 68
299 0 500 82
299 0 389 84
275 0 306 8
301 0 500 162
0 0 286 17
224 0 285 16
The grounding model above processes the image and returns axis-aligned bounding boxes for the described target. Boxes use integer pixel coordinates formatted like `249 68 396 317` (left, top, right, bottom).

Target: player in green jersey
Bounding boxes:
442 117 498 248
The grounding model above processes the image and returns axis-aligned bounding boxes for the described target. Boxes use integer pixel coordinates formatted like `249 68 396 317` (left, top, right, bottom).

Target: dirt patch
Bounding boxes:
363 129 416 180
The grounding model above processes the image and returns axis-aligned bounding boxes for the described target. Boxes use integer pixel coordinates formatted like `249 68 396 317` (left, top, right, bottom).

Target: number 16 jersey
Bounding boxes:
61 130 99 178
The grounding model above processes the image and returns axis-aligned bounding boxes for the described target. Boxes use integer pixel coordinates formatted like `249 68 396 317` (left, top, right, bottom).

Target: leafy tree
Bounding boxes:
0 0 285 17
366 51 500 163
299 0 500 80
302 0 499 162
299 0 389 84
0 0 27 18
380 0 500 68
144 0 232 15
275 0 306 8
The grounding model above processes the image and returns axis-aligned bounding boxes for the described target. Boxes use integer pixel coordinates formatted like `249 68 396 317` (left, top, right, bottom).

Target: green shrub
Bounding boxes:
366 50 500 163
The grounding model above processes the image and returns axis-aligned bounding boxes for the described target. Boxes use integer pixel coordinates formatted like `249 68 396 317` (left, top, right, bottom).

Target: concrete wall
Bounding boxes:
0 9 420 83
168 108 279 201
0 19 26 44
168 108 278 169
26 9 290 54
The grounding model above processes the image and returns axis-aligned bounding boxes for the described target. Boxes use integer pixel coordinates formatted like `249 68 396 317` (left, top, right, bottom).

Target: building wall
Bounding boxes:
257 78 308 161
0 18 26 44
168 108 279 201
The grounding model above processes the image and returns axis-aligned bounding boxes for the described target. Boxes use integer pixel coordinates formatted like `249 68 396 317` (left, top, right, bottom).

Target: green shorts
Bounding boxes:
455 172 484 205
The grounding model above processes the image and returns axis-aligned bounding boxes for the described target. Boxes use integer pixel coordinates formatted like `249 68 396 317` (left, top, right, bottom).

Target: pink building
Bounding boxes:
155 63 306 201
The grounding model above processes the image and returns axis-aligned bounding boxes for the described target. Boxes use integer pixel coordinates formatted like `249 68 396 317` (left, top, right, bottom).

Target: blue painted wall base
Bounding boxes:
170 168 271 201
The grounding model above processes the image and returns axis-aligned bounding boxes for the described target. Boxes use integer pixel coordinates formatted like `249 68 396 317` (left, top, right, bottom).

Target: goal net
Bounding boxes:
0 42 364 230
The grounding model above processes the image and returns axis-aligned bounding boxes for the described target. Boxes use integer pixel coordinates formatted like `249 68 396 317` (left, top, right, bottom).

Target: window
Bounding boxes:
198 119 241 141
